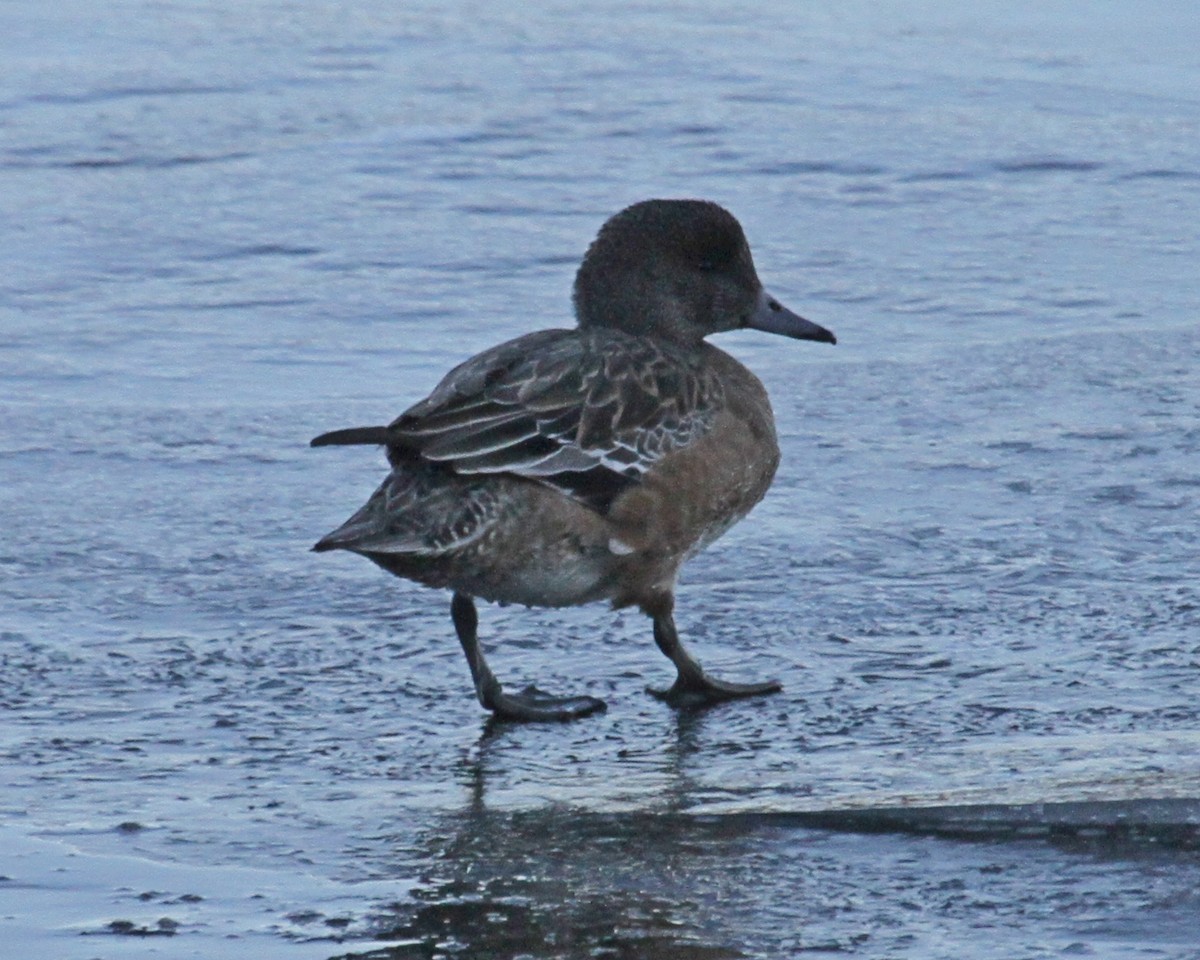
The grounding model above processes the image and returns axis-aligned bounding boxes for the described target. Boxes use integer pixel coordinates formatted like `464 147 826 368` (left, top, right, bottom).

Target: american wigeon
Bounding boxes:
312 199 835 721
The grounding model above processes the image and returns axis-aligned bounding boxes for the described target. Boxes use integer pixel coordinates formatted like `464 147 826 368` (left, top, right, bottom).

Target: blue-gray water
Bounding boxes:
3 2 1199 957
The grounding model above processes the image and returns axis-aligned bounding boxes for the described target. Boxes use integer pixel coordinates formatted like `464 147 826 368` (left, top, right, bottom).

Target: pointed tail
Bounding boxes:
310 425 389 448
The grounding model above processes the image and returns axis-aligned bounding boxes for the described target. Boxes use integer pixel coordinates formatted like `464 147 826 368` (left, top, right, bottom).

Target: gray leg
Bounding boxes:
450 593 606 722
645 598 782 706
450 592 502 707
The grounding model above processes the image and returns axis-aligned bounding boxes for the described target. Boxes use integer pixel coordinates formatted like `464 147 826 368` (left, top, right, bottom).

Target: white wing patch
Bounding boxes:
607 537 637 556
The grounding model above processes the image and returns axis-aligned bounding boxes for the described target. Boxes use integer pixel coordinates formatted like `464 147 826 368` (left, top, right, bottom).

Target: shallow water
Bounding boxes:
3 2 1200 957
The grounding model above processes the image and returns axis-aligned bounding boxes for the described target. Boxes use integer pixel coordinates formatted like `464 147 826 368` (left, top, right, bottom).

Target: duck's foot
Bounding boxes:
646 602 783 708
487 684 608 722
647 675 782 708
451 593 608 723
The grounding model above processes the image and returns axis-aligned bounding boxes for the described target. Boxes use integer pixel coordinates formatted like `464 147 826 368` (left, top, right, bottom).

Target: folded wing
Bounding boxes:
385 328 723 513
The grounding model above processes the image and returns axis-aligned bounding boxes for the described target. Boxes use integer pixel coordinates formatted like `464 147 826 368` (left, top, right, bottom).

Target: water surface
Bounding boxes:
3 2 1199 957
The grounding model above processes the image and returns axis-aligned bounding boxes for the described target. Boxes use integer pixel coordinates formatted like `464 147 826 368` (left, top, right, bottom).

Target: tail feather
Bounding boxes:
311 425 389 447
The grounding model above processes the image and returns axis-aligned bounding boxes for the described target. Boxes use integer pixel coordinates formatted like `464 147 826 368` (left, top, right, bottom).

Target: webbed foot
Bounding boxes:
647 674 782 707
646 600 783 709
451 593 606 723
489 684 608 723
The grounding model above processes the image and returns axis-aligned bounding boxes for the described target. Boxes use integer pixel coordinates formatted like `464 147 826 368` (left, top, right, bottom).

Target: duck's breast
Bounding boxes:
605 345 780 566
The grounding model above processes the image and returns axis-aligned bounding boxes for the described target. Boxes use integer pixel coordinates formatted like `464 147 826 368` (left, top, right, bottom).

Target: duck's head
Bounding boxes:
573 199 836 347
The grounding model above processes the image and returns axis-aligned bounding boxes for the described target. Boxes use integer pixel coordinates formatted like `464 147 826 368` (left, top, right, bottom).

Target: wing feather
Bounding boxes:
383 328 722 512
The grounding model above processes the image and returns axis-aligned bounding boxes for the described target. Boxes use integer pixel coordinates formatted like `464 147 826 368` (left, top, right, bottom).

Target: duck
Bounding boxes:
311 199 836 722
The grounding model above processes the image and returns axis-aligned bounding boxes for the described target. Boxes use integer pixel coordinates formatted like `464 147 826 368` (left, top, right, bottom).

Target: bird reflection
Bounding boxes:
334 713 757 959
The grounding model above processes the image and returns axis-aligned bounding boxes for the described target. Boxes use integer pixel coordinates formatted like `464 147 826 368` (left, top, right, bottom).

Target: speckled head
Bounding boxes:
573 199 836 347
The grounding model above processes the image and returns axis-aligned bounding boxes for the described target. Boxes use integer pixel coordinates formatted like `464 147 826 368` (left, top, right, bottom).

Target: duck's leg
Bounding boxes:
450 593 607 722
644 597 782 706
